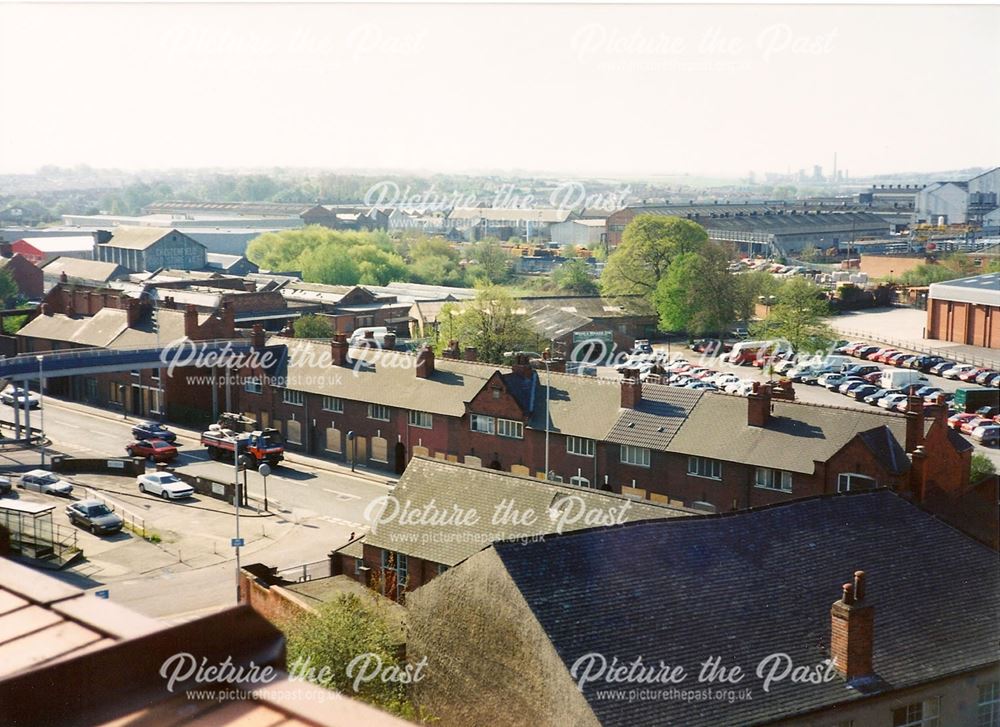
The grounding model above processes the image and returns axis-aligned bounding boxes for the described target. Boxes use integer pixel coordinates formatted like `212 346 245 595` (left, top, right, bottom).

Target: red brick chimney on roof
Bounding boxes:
184 304 199 338
747 382 772 427
830 571 875 680
416 345 435 378
383 333 396 350
463 346 477 362
442 340 460 359
251 323 265 350
511 353 534 380
904 395 925 452
331 333 348 366
621 368 641 409
124 298 141 328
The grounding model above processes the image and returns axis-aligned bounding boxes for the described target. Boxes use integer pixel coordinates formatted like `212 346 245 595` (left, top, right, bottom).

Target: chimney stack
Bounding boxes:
40 302 52 317
416 345 435 378
124 298 141 328
251 323 265 350
442 339 460 359
830 571 874 680
463 346 478 362
747 382 772 427
59 271 68 284
511 353 533 380
331 333 348 366
184 304 199 338
383 333 396 350
621 368 642 409
904 395 925 452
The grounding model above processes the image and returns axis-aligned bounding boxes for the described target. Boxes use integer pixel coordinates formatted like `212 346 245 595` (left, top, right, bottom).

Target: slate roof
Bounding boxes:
41 257 126 282
103 227 204 251
605 385 703 450
18 307 196 348
492 491 1000 727
667 396 910 475
359 457 690 566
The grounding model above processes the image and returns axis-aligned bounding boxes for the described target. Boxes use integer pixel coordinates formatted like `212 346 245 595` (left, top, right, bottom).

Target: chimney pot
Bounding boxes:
331 333 348 366
416 345 435 378
831 572 875 680
853 571 866 602
463 346 477 361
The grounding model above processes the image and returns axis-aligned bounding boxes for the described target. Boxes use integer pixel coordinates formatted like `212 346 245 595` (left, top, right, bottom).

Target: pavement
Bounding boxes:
0 396 395 623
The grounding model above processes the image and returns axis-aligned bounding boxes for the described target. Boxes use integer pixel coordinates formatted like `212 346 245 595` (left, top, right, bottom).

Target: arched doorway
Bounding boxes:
394 442 407 474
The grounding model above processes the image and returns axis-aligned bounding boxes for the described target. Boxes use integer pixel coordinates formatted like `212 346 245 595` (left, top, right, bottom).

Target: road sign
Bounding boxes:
95 589 110 599
231 538 245 547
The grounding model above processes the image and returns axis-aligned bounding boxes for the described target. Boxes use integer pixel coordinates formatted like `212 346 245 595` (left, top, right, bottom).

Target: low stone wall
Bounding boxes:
49 455 145 477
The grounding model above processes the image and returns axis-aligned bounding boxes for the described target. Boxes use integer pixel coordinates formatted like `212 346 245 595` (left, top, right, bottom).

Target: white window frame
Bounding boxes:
408 410 433 429
979 681 1000 727
688 456 722 480
569 475 592 488
322 396 343 413
244 377 262 395
497 418 524 439
282 389 304 406
368 403 390 421
470 414 495 434
892 697 940 727
566 436 595 457
755 467 793 493
838 473 876 493
620 445 651 468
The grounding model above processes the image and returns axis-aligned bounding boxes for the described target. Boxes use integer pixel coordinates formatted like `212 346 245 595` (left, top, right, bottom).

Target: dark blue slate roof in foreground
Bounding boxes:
493 491 999 727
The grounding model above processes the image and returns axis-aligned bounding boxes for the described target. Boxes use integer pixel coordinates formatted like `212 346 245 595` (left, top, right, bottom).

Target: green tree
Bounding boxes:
553 258 598 295
732 269 781 324
284 594 417 718
0 269 19 306
468 239 511 284
352 245 408 286
446 285 537 363
299 245 361 285
293 314 334 339
654 244 735 336
601 215 708 299
750 277 836 353
971 453 996 484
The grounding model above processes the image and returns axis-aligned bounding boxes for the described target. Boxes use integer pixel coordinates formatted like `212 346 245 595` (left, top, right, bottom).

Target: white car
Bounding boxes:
137 472 195 500
710 372 741 386
942 364 976 380
19 470 73 496
971 425 1000 446
1 385 40 408
878 393 908 411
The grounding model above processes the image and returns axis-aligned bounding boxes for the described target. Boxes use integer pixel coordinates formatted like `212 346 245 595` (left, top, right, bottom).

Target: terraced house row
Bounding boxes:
233 331 985 533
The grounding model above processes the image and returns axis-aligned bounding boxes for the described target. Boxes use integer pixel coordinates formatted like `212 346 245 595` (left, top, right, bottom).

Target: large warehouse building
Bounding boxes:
927 272 1000 349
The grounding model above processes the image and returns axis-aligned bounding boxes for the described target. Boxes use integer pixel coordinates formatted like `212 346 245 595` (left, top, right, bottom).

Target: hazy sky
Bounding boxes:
1 3 997 178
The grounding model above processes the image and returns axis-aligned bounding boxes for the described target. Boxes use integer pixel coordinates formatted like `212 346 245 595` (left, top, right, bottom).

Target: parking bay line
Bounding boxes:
322 487 361 501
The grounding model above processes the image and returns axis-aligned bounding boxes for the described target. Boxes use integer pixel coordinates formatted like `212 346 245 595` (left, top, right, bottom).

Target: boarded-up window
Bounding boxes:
621 485 647 500
286 419 302 445
412 445 430 458
371 436 388 463
463 455 482 468
510 464 530 476
326 427 342 454
649 492 670 504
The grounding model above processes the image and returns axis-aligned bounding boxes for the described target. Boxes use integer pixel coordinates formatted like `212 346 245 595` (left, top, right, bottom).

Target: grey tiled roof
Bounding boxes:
605 384 703 449
360 457 689 566
493 491 1000 727
667 395 910 475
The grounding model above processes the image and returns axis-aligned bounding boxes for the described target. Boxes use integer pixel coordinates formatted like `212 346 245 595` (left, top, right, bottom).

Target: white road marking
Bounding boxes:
322 487 360 501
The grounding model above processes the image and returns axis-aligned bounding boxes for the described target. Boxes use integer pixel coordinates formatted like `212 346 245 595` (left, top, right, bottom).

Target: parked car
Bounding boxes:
863 388 897 405
126 439 179 462
971 424 1000 446
730 327 750 339
947 412 978 430
880 369 928 390
820 373 849 390
928 360 955 376
850 384 880 401
976 406 998 419
982 372 1000 388
942 364 977 380
910 356 945 372
893 355 919 369
136 472 195 500
960 416 992 435
959 367 991 383
631 339 653 355
0 477 11 496
838 378 868 395
862 371 882 384
975 369 999 385
869 349 899 363
131 421 178 443
0 386 40 408
18 470 73 496
854 345 881 359
845 364 881 377
66 500 124 535
883 352 910 366
878 393 909 411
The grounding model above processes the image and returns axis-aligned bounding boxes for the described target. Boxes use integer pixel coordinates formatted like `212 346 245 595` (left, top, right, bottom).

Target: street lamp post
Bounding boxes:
36 355 45 467
258 463 271 513
347 430 356 472
234 441 241 603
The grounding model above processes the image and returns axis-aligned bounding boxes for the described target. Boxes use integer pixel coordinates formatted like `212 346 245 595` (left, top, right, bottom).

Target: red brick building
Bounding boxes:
927 273 1000 348
0 253 43 300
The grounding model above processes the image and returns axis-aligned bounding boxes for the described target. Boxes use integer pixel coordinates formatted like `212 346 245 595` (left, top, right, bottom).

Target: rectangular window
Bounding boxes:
755 467 793 492
838 473 876 493
282 389 304 406
566 436 596 457
892 698 940 727
408 410 433 429
620 445 651 467
368 403 390 421
497 418 524 439
470 414 495 434
688 456 722 480
980 682 1000 727
354 558 363 576
322 396 343 412
130 369 140 378
244 377 262 395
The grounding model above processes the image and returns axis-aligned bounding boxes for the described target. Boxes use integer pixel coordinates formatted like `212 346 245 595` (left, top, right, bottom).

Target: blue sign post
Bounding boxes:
231 537 245 548
95 589 110 599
